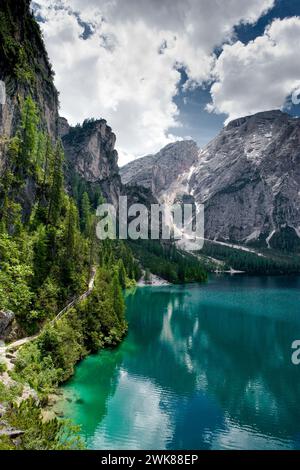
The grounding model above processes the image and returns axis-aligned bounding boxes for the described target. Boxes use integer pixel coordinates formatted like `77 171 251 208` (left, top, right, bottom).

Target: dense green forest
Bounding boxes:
0 95 207 449
129 240 207 283
0 2 207 450
200 241 300 274
0 96 140 449
0 96 140 330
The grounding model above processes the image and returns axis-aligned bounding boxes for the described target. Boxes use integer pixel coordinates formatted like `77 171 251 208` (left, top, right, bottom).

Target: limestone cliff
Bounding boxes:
62 119 122 207
62 118 159 209
120 140 199 202
0 1 130 212
121 110 300 252
0 0 59 145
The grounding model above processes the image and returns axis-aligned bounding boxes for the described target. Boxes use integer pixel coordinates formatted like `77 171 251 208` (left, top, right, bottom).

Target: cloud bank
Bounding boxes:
33 0 275 163
208 16 300 122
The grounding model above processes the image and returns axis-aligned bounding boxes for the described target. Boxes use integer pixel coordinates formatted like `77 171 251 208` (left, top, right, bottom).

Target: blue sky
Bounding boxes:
171 0 300 148
170 70 227 149
34 0 300 164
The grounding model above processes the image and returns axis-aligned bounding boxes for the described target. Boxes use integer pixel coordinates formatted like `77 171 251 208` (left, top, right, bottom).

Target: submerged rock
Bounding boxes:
75 398 85 405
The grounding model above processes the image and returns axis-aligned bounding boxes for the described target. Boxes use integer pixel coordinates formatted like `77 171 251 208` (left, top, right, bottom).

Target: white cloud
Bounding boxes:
91 371 173 450
208 17 300 122
33 0 274 164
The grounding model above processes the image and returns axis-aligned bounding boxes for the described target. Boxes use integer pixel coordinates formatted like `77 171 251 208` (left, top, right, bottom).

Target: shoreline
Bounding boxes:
137 272 171 287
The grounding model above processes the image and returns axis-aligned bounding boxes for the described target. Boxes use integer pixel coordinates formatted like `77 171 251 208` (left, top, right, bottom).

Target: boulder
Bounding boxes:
0 310 15 340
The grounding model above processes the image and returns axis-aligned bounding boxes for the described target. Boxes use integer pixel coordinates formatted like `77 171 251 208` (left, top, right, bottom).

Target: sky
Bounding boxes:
32 0 300 165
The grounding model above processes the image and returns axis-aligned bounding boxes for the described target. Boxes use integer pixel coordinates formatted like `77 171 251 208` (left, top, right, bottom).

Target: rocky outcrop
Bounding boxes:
0 2 156 222
0 0 59 223
0 0 59 144
0 1 127 213
120 140 199 201
63 120 119 183
190 110 300 249
121 110 300 251
62 119 122 207
58 117 70 138
0 310 15 341
62 118 160 209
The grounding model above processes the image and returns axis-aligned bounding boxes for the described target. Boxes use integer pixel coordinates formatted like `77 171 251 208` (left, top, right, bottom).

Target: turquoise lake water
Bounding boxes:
58 275 300 450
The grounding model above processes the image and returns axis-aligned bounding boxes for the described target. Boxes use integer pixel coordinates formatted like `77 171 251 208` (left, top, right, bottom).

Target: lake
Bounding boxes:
57 275 300 450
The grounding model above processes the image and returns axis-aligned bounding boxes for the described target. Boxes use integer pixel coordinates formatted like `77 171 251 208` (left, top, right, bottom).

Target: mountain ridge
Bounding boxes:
121 109 300 252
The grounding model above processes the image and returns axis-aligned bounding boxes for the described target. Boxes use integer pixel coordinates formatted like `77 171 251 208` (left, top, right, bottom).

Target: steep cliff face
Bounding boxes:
62 119 122 207
62 118 159 209
190 110 300 249
121 110 300 251
0 0 59 144
120 140 199 201
0 0 60 222
0 1 125 212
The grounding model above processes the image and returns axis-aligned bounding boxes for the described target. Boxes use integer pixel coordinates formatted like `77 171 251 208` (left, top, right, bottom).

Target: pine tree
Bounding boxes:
178 262 185 283
32 225 48 286
81 192 91 236
111 270 125 322
20 96 39 168
65 200 78 259
35 131 46 167
43 135 54 186
118 259 127 289
47 141 64 226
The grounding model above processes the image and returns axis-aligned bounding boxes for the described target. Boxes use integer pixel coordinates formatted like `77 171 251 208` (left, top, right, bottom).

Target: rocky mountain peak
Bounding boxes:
121 110 300 251
120 139 199 200
63 118 119 183
62 118 122 206
225 109 291 130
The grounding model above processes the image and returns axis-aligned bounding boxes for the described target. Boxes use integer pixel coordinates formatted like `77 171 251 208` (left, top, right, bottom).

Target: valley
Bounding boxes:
1 0 300 453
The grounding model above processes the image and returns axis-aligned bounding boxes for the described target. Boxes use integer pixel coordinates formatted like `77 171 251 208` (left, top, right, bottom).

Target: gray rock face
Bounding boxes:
120 140 199 201
63 119 119 182
62 119 122 207
190 110 300 248
0 0 59 222
0 2 59 146
0 310 15 340
58 117 70 138
62 118 159 210
121 110 300 250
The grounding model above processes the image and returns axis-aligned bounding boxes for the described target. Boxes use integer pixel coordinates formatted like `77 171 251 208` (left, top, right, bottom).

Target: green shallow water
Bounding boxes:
57 275 300 450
